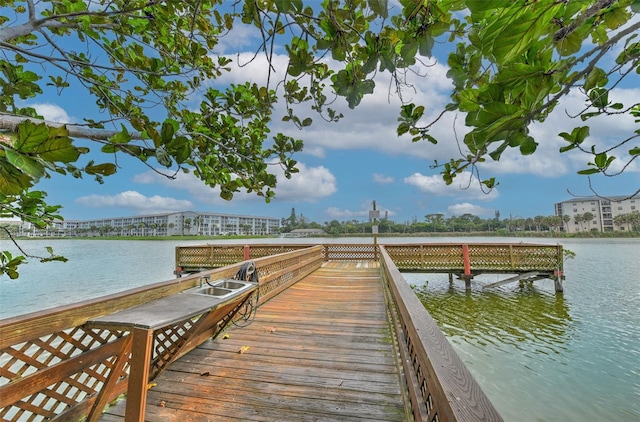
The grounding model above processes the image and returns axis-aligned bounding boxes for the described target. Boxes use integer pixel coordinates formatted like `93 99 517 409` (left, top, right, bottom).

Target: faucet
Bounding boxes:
199 275 210 287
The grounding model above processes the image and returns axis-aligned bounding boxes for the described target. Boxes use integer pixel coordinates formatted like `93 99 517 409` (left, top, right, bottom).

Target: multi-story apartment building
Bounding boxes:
17 211 281 238
554 195 638 233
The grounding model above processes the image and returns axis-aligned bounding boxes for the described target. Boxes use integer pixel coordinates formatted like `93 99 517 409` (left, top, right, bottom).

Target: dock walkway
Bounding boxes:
100 262 408 421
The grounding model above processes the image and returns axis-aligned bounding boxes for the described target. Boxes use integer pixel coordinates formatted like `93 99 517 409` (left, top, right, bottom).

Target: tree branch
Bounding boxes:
553 0 615 43
0 113 143 141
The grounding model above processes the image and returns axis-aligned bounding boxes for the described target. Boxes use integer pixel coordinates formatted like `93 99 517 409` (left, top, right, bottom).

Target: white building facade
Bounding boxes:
554 195 638 233
17 211 281 237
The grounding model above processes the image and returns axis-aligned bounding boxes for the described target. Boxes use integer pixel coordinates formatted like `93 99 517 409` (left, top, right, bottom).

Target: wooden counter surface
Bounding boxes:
87 284 257 331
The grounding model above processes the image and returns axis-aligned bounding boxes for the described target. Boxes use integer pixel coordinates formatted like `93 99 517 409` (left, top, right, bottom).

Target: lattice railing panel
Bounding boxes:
257 253 322 301
386 245 464 271
467 244 513 270
176 245 316 271
249 245 307 258
511 246 560 270
176 246 216 266
152 319 195 374
0 327 127 421
324 244 377 261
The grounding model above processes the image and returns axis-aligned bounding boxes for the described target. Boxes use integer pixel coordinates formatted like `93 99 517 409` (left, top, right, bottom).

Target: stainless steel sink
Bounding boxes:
217 280 246 290
190 278 254 298
196 286 233 297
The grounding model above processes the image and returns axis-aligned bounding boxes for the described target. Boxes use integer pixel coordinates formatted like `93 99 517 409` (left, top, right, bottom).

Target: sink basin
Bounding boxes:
190 278 254 299
216 280 246 290
194 286 233 297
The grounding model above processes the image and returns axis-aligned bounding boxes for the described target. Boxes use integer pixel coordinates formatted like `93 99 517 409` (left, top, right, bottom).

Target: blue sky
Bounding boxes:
20 5 640 225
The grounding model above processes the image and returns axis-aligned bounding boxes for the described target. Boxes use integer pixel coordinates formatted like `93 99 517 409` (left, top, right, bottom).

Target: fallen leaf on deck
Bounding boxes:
222 333 230 339
238 345 249 354
146 382 157 390
159 400 166 407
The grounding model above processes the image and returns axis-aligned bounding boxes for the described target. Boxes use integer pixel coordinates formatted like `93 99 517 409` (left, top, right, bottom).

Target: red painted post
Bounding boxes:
462 244 471 277
243 244 250 260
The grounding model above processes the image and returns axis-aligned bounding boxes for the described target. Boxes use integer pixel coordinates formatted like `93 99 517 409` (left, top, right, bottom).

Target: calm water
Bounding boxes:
1 237 638 421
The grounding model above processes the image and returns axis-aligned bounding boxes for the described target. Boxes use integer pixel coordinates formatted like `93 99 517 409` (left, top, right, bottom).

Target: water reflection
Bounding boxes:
413 279 572 355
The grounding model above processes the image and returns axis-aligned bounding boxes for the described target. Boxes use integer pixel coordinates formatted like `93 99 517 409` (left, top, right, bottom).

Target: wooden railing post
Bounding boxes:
125 327 154 422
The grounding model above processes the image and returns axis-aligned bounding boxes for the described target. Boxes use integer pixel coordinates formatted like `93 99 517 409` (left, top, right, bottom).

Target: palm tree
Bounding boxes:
582 212 594 231
574 214 584 231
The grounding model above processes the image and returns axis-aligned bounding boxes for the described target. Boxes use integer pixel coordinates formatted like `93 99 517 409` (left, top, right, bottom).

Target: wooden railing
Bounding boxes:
384 243 563 273
174 243 380 273
0 247 323 422
175 242 564 287
379 246 503 422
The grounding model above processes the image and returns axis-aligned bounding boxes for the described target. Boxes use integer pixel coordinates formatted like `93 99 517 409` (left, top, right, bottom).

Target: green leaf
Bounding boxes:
482 177 497 189
161 120 176 144
86 163 117 176
559 126 590 144
466 0 512 14
584 67 607 91
368 0 388 18
594 152 607 168
38 135 81 163
16 121 48 149
589 88 608 108
556 31 583 56
4 149 45 180
577 168 601 175
482 4 562 62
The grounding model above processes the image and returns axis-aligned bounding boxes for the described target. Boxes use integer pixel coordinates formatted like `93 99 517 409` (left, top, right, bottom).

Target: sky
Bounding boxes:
17 4 640 225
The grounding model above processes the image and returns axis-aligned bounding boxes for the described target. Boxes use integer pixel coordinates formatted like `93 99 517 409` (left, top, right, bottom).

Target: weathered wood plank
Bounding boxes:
482 271 547 288
100 264 407 421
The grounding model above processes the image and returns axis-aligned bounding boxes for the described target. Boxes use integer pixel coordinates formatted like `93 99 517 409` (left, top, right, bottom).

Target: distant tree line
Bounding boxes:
280 209 640 235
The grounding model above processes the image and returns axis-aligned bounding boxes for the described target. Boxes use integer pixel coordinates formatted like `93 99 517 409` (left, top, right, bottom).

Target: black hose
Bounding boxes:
232 261 260 327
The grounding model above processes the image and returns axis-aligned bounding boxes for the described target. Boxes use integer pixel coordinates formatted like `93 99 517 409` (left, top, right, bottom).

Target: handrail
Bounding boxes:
379 246 503 421
0 246 324 421
175 242 563 275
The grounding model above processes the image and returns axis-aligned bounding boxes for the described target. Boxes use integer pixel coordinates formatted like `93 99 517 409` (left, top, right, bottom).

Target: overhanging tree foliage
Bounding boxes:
1 0 638 277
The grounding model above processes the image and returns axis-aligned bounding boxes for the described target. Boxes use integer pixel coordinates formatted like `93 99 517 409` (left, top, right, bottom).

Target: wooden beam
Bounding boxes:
483 272 545 289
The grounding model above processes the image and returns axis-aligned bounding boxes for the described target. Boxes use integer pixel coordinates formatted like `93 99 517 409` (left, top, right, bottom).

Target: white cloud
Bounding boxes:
32 103 73 123
215 24 263 54
209 49 461 163
479 86 640 177
404 171 499 201
448 203 495 217
204 39 639 185
132 162 337 205
373 173 394 184
272 163 337 201
75 191 193 214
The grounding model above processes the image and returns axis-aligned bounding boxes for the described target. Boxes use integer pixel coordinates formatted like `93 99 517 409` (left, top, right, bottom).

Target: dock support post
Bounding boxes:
464 277 472 290
462 244 472 290
448 273 453 285
554 269 564 293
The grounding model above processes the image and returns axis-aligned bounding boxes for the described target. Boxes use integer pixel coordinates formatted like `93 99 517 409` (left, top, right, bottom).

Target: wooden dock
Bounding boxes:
1 244 504 421
100 262 408 421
